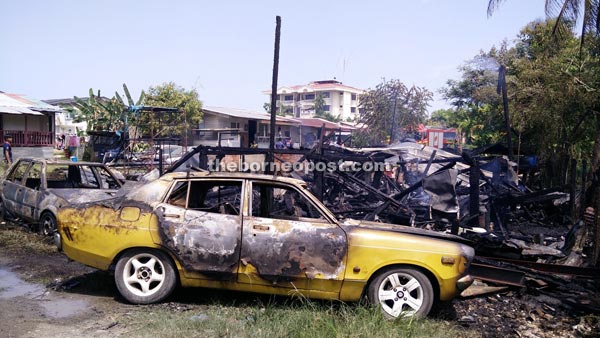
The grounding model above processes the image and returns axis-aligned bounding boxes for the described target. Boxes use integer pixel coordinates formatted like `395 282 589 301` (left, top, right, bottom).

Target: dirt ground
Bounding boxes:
1 224 599 338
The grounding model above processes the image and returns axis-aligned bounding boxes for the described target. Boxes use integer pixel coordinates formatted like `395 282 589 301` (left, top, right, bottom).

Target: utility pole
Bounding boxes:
389 96 397 145
266 16 281 175
498 65 513 160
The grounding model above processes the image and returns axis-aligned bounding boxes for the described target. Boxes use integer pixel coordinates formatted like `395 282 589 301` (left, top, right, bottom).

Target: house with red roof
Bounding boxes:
264 80 364 121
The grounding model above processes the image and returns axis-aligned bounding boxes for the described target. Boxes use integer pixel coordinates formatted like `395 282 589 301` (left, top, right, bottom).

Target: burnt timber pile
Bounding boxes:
168 140 600 321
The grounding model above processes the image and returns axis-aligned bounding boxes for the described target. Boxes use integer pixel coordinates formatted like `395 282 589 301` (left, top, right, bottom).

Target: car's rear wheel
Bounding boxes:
115 249 176 304
39 212 57 236
367 267 434 319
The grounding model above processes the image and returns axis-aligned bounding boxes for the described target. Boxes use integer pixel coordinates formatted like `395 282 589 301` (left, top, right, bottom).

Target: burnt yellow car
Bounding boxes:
56 171 473 318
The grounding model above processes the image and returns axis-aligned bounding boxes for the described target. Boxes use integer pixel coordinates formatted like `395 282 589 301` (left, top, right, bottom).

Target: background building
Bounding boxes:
265 80 363 121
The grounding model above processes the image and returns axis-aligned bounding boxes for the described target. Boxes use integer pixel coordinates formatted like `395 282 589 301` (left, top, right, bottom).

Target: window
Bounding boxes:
304 94 315 100
168 180 242 215
230 122 240 129
251 182 324 220
351 107 356 113
351 94 357 101
323 105 330 112
284 95 293 101
79 166 100 188
24 163 42 190
95 166 120 189
7 161 29 184
167 181 189 207
45 164 103 189
321 92 330 98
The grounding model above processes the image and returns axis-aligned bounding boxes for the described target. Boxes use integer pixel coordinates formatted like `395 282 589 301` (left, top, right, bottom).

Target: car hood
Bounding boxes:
340 218 472 245
48 189 118 204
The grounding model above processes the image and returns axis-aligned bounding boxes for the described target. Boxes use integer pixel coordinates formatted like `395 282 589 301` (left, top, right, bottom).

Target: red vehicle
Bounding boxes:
417 125 457 149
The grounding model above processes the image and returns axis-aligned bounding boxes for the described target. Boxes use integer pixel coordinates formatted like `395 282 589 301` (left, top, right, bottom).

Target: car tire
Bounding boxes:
115 249 177 304
367 267 434 319
39 212 57 236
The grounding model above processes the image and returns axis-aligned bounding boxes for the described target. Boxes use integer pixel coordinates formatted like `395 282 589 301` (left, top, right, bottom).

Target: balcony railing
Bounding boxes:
2 130 54 146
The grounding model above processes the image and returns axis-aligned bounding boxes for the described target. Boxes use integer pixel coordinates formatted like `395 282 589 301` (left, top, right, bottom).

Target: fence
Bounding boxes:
2 130 54 146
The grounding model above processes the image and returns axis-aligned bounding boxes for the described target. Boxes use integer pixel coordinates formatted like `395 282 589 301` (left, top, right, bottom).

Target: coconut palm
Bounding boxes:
488 0 599 50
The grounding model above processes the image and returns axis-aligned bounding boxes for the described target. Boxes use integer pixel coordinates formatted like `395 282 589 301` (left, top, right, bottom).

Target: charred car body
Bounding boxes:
56 171 474 318
0 158 124 235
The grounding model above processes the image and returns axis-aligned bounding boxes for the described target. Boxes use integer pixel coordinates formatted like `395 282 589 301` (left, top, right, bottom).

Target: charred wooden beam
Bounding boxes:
478 256 600 279
470 262 525 287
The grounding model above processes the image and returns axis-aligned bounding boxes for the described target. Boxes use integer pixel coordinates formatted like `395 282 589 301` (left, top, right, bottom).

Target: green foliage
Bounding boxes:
140 82 203 139
314 93 326 117
312 93 341 122
439 44 514 147
358 79 432 145
72 84 144 132
441 17 600 178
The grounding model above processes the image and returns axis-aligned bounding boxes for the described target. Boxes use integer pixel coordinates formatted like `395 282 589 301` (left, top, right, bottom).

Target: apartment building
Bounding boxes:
265 80 363 121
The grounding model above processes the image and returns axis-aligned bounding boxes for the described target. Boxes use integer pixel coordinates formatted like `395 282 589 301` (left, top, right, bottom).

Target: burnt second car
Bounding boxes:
0 158 123 235
56 171 474 318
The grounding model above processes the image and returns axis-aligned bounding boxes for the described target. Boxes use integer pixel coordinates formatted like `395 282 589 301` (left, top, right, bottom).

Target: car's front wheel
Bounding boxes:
115 249 176 304
367 267 434 319
39 212 57 236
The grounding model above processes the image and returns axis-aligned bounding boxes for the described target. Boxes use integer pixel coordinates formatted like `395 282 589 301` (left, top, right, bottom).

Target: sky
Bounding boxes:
0 0 547 114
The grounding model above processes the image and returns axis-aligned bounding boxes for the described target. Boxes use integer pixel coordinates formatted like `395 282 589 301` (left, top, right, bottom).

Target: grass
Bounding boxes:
124 298 476 338
0 223 56 255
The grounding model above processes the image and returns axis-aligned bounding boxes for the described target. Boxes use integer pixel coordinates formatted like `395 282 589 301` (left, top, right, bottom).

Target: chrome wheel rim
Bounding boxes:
41 215 56 235
122 253 166 297
377 272 424 317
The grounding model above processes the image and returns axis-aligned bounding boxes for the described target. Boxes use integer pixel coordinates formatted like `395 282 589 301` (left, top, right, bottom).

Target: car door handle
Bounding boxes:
253 224 270 231
164 213 181 218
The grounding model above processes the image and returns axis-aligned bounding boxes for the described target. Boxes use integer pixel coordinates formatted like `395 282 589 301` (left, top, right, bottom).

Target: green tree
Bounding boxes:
489 0 600 263
440 46 511 147
311 92 341 122
140 82 203 140
314 93 326 117
358 79 432 145
488 0 599 51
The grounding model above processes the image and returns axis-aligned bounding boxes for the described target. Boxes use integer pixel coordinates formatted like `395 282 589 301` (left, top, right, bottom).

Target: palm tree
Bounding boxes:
488 0 600 264
488 0 599 51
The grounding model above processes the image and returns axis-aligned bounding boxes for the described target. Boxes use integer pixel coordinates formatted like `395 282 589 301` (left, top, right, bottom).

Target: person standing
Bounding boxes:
3 135 13 166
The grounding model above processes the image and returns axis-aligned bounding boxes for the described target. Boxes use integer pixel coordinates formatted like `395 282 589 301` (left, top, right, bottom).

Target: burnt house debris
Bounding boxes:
166 127 599 315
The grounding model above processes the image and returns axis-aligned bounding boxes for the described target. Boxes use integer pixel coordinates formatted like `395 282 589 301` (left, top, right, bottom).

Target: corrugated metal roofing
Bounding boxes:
0 93 62 115
293 117 356 131
203 106 299 125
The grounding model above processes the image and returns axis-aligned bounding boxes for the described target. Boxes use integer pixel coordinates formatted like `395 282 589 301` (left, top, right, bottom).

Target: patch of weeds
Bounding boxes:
0 225 55 255
123 297 476 338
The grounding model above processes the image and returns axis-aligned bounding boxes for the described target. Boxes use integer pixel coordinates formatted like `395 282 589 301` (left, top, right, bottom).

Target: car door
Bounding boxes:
19 161 43 222
155 178 244 281
239 180 347 293
1 160 31 219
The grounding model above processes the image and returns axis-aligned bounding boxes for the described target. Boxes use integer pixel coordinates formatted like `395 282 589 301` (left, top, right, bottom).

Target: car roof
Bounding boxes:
162 171 307 186
16 158 108 166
